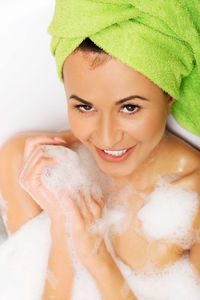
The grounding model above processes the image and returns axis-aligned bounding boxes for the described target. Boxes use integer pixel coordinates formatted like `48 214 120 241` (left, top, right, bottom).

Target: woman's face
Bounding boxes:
63 51 174 178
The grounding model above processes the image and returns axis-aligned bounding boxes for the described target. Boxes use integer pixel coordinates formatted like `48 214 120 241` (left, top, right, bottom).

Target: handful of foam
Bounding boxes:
41 143 111 213
41 144 129 236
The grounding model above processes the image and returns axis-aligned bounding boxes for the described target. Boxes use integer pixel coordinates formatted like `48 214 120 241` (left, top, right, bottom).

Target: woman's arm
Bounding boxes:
86 242 138 300
0 134 42 233
42 219 75 300
17 143 77 300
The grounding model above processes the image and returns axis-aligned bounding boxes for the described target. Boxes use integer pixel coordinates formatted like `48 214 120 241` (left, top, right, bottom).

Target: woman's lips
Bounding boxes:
95 145 136 162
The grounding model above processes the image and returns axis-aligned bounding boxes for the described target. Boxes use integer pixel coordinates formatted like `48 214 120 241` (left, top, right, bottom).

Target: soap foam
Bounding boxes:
138 177 199 249
0 212 51 300
2 144 199 300
89 182 135 238
0 211 199 300
41 144 112 214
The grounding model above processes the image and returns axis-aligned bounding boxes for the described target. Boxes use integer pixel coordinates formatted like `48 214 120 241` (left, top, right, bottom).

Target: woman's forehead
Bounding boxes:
63 52 163 98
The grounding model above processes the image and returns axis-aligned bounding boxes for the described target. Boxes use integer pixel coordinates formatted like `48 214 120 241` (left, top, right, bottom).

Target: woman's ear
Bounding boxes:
167 97 176 116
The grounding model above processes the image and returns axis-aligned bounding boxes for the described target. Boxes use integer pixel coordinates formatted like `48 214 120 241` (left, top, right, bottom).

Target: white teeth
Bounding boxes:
103 149 128 156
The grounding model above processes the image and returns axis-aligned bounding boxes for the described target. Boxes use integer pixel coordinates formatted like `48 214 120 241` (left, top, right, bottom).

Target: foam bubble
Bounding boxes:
41 144 112 214
90 182 134 237
138 178 199 249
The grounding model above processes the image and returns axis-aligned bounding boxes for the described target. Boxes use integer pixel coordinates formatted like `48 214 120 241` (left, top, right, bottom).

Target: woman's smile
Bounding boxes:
95 145 137 162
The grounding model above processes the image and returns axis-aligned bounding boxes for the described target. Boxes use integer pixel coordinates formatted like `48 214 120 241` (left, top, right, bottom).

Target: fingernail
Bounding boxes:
54 137 67 143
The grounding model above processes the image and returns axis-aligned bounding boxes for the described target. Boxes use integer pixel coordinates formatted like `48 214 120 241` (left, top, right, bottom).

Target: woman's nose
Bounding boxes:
93 114 123 148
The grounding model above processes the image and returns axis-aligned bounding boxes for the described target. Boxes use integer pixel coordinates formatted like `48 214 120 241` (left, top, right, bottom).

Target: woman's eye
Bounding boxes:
121 104 140 114
76 105 95 112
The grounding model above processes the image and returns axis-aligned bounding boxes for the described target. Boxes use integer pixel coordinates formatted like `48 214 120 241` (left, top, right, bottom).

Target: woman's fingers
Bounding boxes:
90 195 103 219
78 192 104 221
20 155 57 190
60 190 84 232
79 192 94 222
23 136 67 164
98 196 105 209
21 148 46 181
20 155 61 214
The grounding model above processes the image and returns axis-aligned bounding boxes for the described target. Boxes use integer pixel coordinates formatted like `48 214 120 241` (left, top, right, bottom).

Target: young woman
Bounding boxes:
0 37 199 300
0 0 200 298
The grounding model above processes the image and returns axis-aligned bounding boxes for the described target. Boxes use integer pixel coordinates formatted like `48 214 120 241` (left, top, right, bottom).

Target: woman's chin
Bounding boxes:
96 161 137 178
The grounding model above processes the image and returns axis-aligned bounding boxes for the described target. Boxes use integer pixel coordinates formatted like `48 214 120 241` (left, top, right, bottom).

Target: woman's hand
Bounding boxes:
59 189 107 269
19 136 68 221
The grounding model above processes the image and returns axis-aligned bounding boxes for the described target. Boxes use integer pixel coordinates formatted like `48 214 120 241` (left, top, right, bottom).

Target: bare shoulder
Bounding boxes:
167 134 200 233
167 131 200 172
0 130 79 155
164 132 199 192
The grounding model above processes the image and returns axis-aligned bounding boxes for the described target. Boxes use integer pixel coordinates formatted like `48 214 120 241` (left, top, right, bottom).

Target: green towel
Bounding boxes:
47 0 200 137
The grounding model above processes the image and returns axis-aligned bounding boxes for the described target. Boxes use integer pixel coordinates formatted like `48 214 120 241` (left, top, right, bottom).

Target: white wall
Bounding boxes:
0 0 70 147
0 0 199 149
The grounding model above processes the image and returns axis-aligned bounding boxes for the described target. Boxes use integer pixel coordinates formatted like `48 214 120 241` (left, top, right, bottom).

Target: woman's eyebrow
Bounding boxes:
69 94 148 105
116 95 149 105
69 95 92 105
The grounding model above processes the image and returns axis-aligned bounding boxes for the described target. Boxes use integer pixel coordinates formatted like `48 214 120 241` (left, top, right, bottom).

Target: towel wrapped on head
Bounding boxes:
47 0 200 137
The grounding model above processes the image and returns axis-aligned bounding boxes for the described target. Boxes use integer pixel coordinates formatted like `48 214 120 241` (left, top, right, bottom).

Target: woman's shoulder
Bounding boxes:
167 131 200 173
166 132 200 192
0 130 80 152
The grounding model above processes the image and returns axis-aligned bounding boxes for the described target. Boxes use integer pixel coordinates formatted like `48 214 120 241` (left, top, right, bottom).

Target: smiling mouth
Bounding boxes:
95 145 136 162
103 148 129 156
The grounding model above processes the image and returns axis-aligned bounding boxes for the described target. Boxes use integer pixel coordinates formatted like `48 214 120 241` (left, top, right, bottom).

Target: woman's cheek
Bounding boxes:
124 109 167 142
144 109 167 141
68 111 83 139
68 112 94 142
